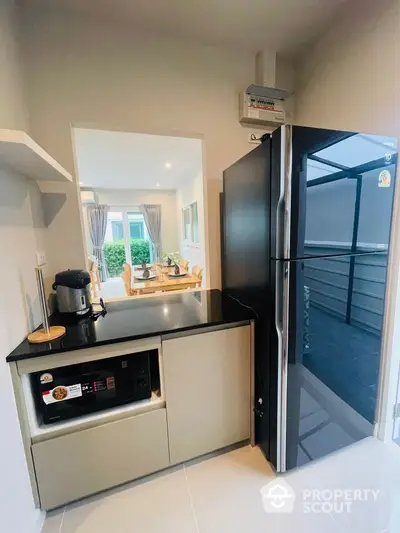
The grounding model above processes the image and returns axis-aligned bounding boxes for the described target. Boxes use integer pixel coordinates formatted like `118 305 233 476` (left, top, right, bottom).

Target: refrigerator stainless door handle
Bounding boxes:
275 126 287 259
280 261 290 473
275 259 284 471
276 199 285 259
275 260 290 473
283 125 293 259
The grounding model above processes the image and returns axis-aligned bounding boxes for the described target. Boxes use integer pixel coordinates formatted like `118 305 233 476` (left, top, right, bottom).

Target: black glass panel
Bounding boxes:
285 252 387 470
357 163 396 252
304 162 396 257
292 127 398 260
304 178 357 255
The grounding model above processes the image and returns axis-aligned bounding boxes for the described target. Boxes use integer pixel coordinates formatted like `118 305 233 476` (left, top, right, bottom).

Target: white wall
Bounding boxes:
295 0 399 137
94 188 179 254
81 205 93 257
176 173 206 284
0 1 44 531
21 7 295 289
0 0 29 131
294 0 400 441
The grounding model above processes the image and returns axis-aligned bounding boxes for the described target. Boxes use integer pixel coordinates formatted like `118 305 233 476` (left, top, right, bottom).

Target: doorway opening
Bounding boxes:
74 128 207 300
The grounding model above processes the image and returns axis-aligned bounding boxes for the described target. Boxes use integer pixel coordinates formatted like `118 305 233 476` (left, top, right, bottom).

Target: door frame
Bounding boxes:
375 151 400 442
71 123 209 287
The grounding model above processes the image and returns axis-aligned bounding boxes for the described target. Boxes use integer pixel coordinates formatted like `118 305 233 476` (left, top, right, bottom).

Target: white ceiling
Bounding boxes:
74 129 203 190
23 0 353 56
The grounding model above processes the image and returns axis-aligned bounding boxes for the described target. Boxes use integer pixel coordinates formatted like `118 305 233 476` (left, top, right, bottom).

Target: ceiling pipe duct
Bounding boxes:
239 50 292 127
247 50 292 101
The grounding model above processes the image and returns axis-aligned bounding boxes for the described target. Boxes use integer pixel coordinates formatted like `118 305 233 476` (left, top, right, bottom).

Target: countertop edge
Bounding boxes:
6 317 252 363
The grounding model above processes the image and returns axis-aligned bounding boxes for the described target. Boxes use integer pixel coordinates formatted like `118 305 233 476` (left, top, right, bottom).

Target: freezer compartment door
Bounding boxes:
221 140 271 308
272 126 398 259
279 252 388 471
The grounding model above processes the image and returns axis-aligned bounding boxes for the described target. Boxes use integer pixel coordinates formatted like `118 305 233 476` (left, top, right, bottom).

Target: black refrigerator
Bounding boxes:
221 125 398 472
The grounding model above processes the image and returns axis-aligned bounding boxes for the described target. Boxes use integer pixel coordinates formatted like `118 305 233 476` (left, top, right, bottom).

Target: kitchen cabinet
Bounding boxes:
163 326 251 464
8 295 254 510
32 409 169 510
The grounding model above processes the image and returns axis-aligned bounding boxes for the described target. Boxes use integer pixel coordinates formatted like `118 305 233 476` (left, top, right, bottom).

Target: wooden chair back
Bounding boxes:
192 265 203 286
121 263 132 296
179 259 189 272
88 256 102 297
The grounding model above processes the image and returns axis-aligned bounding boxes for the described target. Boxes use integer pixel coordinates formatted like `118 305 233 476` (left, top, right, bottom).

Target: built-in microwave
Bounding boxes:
31 351 157 425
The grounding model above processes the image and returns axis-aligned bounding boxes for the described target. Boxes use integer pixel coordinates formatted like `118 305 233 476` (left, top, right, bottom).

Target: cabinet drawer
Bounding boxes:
32 409 169 510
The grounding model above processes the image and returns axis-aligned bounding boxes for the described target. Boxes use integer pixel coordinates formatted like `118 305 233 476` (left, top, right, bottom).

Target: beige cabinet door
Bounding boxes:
163 326 251 464
32 409 169 510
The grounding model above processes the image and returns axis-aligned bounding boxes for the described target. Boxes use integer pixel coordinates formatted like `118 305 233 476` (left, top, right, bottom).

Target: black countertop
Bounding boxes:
7 290 254 362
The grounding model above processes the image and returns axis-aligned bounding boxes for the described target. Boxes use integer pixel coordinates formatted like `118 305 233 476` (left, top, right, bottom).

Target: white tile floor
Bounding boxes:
42 437 400 533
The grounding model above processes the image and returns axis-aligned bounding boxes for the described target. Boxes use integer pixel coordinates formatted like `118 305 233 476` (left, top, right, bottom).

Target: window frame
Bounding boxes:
105 206 151 266
182 201 200 246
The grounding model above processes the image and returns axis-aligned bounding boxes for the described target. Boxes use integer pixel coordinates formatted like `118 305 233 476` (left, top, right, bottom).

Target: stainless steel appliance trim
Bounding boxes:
275 259 284 471
56 285 91 314
276 125 293 473
283 125 293 259
275 127 286 259
250 320 256 447
280 261 291 472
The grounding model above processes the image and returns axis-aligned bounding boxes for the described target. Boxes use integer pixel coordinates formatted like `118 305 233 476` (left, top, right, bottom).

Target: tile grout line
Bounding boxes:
58 505 66 533
183 465 201 533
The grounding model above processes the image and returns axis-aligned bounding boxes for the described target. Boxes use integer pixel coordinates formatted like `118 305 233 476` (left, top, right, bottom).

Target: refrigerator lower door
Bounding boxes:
278 253 387 471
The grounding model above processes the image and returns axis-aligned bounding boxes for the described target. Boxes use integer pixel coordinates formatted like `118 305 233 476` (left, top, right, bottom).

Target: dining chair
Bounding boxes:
88 256 102 298
121 263 134 296
179 259 189 272
192 265 203 287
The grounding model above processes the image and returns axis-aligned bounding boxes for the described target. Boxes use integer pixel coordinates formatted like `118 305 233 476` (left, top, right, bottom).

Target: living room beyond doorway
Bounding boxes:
74 128 207 300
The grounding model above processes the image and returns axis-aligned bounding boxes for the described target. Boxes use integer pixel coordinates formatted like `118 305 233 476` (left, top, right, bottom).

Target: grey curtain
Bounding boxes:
140 204 162 262
87 204 109 281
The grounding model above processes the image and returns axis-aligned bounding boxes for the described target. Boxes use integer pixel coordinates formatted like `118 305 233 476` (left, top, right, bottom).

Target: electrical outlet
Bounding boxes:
36 251 47 266
248 133 264 145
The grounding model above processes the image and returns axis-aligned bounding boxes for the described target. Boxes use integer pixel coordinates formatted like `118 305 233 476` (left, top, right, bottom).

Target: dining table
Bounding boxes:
131 264 201 295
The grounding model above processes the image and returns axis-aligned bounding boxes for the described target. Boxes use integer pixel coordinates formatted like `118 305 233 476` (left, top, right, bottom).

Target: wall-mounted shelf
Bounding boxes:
0 129 72 182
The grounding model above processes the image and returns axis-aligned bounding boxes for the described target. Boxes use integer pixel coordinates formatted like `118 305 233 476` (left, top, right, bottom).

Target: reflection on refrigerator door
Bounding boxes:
286 253 387 469
303 132 397 258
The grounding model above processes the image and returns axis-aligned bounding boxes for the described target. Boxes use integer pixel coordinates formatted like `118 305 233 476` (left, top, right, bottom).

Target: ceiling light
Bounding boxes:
156 183 160 187
165 162 172 169
79 181 84 186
